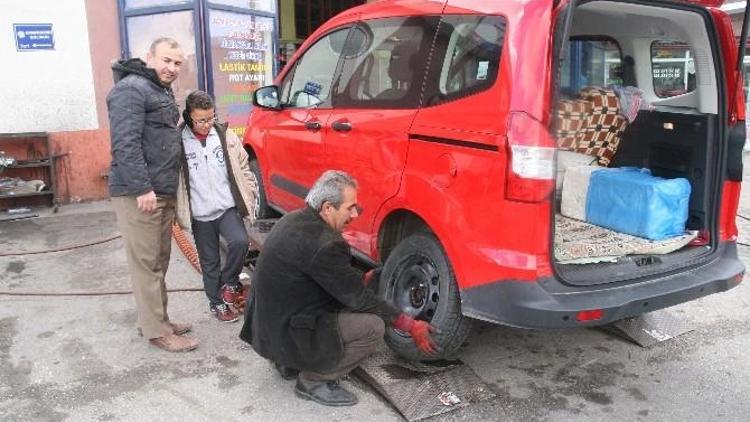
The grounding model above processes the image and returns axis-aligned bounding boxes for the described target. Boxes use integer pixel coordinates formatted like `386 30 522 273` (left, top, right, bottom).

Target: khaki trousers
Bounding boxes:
111 196 175 339
300 313 385 382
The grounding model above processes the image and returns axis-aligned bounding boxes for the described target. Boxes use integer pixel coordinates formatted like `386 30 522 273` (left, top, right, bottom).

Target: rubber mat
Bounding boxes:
601 308 695 347
355 347 495 421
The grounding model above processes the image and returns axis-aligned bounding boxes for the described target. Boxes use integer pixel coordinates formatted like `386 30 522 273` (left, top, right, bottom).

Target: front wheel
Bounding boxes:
378 233 472 361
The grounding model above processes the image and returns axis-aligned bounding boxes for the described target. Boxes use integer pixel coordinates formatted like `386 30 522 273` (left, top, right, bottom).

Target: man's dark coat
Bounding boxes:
240 206 400 372
107 58 181 197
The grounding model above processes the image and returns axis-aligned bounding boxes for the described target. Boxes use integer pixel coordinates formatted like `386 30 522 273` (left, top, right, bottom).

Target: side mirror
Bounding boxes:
253 85 281 110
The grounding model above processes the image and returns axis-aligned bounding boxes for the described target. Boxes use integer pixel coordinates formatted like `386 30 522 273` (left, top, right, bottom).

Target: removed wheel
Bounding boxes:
378 232 472 361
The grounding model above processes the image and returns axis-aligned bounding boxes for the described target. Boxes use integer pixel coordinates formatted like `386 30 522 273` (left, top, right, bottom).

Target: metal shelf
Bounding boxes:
0 132 48 142
0 132 58 210
6 159 52 168
0 191 54 199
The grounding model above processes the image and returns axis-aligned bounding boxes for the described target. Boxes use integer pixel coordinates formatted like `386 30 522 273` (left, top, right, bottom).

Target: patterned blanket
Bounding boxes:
554 214 697 264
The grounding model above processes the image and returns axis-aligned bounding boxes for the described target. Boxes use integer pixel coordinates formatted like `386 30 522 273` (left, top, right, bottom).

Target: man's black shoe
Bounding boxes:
294 379 358 407
274 362 300 381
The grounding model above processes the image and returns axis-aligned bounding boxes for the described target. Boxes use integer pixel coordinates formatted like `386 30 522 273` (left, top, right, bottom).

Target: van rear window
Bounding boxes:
651 40 696 98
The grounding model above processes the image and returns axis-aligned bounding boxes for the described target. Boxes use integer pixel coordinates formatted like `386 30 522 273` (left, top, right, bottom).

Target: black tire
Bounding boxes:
249 158 279 219
378 233 472 361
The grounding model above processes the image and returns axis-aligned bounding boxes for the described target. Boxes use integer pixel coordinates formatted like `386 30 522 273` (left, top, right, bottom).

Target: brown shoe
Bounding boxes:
149 334 199 352
169 322 192 335
137 322 193 337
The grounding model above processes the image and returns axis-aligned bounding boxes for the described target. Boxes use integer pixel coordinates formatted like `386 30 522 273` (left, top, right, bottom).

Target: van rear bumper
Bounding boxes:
460 243 745 329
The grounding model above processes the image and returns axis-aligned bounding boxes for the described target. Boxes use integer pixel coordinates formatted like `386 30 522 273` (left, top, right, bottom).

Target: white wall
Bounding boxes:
0 0 98 133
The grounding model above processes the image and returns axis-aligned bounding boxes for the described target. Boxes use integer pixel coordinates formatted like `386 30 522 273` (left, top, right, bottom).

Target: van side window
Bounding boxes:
559 39 621 96
333 16 439 109
651 40 696 98
280 28 350 108
423 15 506 106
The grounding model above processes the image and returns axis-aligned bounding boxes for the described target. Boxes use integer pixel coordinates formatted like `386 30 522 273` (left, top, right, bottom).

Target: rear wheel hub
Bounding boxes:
390 255 440 322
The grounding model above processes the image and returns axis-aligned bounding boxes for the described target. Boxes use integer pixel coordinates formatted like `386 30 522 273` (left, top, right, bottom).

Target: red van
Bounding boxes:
244 0 747 360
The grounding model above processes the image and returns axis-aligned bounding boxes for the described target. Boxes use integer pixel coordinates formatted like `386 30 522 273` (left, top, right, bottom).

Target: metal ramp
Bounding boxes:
355 347 495 422
600 308 696 347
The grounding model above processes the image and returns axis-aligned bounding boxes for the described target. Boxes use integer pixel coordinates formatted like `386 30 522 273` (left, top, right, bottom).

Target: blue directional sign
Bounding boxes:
14 24 55 51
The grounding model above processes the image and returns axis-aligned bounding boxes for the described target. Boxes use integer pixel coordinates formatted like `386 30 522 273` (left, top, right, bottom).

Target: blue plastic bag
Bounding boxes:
585 167 691 241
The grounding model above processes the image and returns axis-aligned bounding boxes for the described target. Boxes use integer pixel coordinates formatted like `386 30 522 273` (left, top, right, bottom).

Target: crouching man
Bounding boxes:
240 170 436 406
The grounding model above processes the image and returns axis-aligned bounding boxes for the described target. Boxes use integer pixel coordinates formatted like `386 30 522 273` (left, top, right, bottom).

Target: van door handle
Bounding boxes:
331 120 352 132
304 120 321 131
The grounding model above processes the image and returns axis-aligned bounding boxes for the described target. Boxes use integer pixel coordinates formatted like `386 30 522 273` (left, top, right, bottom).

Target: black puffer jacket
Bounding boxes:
240 207 401 373
107 58 181 197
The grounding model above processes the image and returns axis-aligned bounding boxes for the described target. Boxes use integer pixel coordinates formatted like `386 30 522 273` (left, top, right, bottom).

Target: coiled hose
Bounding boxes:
172 222 202 274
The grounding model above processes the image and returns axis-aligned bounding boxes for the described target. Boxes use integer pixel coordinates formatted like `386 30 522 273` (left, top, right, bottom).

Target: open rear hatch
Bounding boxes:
550 0 748 286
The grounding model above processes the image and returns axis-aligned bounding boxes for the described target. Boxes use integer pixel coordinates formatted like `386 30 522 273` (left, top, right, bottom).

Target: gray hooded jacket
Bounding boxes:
107 58 181 197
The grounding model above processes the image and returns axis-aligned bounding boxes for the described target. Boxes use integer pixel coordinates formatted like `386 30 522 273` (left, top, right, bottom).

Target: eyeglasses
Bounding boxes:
193 116 216 126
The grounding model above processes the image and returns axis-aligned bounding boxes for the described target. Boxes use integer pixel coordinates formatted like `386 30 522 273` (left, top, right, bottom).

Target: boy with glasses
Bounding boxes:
175 90 258 322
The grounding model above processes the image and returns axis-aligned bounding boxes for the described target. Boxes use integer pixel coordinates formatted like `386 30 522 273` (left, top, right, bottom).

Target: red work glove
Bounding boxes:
363 267 382 286
392 314 439 355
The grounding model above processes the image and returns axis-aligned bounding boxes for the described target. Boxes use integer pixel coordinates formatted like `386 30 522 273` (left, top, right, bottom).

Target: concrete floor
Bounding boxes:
1 166 750 421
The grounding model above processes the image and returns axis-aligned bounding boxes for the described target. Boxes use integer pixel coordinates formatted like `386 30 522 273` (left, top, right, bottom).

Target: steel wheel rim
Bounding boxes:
388 253 440 326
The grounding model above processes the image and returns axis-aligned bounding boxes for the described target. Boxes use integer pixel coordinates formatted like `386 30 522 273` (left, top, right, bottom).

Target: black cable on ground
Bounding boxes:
738 242 750 247
0 223 205 297
0 234 122 257
0 287 204 297
738 214 750 222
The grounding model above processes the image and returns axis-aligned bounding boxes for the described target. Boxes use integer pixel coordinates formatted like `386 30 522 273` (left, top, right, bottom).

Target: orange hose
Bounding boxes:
172 223 202 274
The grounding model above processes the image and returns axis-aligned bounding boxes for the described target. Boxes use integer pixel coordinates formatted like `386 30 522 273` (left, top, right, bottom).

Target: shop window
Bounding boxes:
333 16 439 109
125 0 191 8
651 40 696 98
126 11 199 107
119 0 278 136
210 0 275 13
280 28 350 108
208 10 275 133
559 38 621 96
423 15 506 106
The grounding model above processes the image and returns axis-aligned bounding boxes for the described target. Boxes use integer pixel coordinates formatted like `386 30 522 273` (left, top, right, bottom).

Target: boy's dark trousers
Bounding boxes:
192 207 248 306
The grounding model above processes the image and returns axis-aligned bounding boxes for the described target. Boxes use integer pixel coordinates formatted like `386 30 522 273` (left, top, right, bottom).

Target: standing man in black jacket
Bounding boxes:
107 37 198 353
240 170 436 406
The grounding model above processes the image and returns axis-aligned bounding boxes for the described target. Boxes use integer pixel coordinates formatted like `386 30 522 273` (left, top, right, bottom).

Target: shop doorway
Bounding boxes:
118 0 277 138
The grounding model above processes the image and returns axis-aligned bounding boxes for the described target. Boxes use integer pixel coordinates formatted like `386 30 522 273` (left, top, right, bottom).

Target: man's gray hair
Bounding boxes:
305 170 358 211
149 37 180 55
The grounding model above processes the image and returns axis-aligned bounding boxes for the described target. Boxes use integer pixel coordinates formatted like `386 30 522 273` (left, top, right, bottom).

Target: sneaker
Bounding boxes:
149 333 199 353
210 303 239 323
274 362 300 381
220 284 242 306
294 378 358 407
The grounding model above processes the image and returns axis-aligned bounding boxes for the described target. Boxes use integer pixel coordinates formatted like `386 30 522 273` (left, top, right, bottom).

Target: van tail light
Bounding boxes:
505 112 555 202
